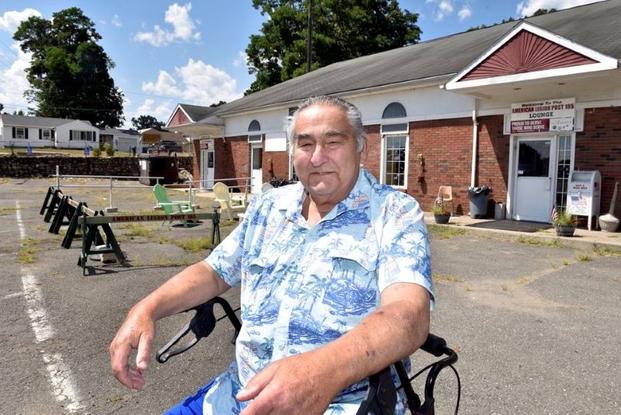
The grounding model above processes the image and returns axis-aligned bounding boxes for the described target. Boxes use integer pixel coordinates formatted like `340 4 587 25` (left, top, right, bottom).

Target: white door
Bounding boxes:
514 137 555 222
250 144 263 194
200 140 215 189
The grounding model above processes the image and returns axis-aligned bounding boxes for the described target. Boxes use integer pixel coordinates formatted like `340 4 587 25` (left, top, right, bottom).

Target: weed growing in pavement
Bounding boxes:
0 207 17 216
516 276 531 285
433 274 464 283
515 236 563 248
427 224 466 240
120 223 154 238
576 253 592 262
173 236 213 253
593 245 621 257
562 259 570 266
18 237 39 264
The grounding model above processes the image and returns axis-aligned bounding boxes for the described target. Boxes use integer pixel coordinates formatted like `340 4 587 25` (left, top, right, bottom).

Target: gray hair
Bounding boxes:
286 95 366 153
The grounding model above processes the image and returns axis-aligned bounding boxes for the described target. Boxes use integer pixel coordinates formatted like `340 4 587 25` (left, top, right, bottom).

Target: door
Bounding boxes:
514 137 555 222
250 144 263 194
200 140 215 189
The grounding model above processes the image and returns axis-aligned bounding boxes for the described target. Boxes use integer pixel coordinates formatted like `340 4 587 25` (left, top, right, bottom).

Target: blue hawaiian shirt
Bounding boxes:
202 168 433 414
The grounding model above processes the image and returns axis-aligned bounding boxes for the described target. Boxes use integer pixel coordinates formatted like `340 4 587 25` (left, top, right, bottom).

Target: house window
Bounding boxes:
13 127 27 139
381 102 409 188
71 130 95 141
248 120 262 143
41 128 52 140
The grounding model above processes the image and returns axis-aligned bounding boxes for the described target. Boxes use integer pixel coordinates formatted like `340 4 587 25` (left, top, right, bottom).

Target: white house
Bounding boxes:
0 114 99 149
99 128 142 152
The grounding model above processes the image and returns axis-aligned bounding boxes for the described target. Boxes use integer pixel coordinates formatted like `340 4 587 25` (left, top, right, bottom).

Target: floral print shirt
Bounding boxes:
202 168 433 414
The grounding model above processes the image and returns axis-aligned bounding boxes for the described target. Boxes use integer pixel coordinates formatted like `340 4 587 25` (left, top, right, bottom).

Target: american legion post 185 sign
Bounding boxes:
510 98 575 134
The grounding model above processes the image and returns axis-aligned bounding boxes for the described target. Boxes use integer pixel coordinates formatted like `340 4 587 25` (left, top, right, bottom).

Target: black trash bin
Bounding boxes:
468 186 491 218
139 155 179 185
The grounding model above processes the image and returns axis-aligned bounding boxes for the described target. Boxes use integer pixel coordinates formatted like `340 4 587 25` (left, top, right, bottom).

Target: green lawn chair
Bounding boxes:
153 184 194 226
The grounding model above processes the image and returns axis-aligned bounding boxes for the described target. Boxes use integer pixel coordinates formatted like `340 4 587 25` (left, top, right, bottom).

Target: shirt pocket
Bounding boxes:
321 244 379 326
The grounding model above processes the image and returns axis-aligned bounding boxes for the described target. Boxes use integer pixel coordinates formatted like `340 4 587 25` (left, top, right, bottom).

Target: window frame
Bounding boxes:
15 127 26 139
380 102 410 189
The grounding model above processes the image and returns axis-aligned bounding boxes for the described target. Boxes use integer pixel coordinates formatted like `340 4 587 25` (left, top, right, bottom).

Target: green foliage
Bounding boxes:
553 210 577 227
432 198 450 216
131 115 164 130
245 0 421 93
91 147 101 157
427 224 465 240
467 8 556 32
13 7 124 128
102 142 115 156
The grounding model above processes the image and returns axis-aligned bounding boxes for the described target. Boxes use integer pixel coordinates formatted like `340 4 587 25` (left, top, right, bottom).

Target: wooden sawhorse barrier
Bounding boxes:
78 211 220 276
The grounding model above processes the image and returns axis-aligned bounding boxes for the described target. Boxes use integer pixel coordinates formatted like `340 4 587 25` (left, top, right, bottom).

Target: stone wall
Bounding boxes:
0 155 193 178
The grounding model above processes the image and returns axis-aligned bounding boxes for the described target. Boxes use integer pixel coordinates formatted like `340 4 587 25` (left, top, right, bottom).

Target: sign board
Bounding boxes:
510 98 575 134
200 140 211 150
265 132 287 152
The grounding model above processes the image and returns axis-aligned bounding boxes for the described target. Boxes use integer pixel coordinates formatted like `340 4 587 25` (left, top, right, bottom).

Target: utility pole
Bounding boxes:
307 0 314 73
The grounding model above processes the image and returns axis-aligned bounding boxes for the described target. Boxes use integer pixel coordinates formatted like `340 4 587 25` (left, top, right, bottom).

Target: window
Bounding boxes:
13 127 27 139
381 102 409 188
248 120 262 143
41 128 52 140
70 130 96 141
555 135 573 211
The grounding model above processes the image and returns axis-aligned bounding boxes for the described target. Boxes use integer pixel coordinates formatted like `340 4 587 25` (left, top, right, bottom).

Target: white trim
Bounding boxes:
379 133 409 190
166 104 195 127
445 22 618 90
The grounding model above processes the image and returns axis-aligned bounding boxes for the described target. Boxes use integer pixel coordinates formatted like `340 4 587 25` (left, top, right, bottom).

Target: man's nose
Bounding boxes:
310 144 328 166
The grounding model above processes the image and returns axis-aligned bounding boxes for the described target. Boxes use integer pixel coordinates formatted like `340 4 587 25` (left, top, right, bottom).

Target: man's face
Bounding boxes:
292 103 361 204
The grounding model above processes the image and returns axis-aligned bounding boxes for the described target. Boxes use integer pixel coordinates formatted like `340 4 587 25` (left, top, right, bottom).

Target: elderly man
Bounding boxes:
109 96 433 414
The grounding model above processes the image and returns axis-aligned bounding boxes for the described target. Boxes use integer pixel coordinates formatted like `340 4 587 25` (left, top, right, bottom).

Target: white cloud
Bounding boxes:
111 14 122 28
141 58 242 105
516 0 603 17
426 0 455 21
0 43 32 111
135 98 174 123
458 5 472 21
232 51 248 68
134 3 200 47
0 8 42 33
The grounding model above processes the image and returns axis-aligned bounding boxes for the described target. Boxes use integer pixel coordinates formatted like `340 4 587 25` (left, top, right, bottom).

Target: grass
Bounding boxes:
0 147 132 157
427 224 466 240
593 245 621 257
120 223 154 238
515 235 563 248
0 207 17 216
18 237 39 264
172 236 213 253
576 253 592 262
0 178 9 185
433 273 464 283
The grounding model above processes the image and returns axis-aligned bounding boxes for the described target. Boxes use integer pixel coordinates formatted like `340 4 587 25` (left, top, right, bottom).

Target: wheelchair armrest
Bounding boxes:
156 296 241 363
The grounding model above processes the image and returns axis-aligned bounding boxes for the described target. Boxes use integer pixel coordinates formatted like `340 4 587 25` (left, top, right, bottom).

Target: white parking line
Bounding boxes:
15 200 84 413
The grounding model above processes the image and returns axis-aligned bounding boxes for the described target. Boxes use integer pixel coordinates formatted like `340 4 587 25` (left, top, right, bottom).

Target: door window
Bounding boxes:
208 152 214 168
252 147 263 169
517 141 550 177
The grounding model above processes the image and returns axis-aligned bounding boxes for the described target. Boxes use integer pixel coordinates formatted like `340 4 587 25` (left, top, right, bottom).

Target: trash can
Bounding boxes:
494 202 506 220
468 186 491 218
139 155 179 185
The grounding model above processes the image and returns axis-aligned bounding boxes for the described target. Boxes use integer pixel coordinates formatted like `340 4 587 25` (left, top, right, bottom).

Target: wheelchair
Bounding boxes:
157 297 460 415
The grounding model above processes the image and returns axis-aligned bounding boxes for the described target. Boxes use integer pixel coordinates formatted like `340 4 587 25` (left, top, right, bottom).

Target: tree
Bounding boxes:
245 0 421 93
131 115 165 130
467 8 556 32
209 100 227 107
13 7 124 128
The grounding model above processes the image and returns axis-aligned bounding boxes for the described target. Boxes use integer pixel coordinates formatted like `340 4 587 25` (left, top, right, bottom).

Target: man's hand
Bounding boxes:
236 351 340 415
109 306 155 390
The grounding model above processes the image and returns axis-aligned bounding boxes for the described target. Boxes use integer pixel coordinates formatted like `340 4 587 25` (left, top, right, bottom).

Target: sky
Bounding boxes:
0 0 605 128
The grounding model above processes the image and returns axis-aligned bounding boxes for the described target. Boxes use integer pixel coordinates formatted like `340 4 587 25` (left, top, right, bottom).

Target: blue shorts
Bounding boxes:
163 379 215 415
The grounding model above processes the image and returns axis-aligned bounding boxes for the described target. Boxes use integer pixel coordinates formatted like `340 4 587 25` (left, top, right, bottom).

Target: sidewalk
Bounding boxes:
425 212 621 249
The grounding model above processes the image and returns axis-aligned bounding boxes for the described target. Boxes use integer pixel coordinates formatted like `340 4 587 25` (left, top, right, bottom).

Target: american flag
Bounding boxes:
551 206 558 222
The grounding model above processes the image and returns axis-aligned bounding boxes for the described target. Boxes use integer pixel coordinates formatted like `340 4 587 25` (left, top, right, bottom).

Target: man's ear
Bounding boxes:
360 141 368 164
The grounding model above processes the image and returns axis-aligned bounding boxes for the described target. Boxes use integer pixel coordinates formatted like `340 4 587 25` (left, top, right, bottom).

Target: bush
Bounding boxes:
102 143 115 157
92 148 102 157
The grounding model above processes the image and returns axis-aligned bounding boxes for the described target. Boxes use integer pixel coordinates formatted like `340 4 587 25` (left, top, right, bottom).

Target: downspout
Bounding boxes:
470 99 479 187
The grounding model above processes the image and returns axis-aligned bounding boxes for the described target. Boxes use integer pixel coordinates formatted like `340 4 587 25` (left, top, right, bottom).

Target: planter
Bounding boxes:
434 214 451 224
555 225 576 237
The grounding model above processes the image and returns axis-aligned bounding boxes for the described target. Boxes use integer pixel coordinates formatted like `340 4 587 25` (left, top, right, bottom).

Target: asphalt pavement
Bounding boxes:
0 178 619 414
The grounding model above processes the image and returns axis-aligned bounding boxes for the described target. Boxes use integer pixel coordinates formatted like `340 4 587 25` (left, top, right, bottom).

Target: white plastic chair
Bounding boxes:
213 182 246 220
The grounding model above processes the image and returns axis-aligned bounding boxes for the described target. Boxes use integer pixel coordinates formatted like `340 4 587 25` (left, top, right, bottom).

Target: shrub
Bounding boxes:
552 209 576 227
92 148 102 157
103 143 115 156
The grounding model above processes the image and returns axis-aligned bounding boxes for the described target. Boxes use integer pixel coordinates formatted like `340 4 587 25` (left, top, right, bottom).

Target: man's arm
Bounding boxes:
109 261 230 390
237 282 430 415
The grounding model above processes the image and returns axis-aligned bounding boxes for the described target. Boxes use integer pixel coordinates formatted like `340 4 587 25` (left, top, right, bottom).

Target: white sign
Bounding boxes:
511 98 575 134
265 132 287 152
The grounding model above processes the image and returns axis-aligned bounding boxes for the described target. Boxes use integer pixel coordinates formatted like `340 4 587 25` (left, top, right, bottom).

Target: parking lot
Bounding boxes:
1 178 620 414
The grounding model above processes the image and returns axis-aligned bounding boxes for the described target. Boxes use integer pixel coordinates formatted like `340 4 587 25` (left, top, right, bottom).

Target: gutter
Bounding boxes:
471 99 479 188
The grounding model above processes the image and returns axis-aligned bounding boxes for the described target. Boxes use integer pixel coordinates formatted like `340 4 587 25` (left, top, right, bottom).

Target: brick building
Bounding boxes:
166 1 621 224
